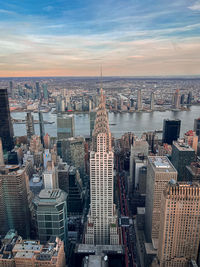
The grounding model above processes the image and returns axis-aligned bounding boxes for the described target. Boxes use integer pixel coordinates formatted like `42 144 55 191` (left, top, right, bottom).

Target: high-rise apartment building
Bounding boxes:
173 89 180 109
162 119 181 145
150 92 155 110
145 156 177 244
26 112 35 141
33 189 68 246
57 114 75 140
0 165 30 237
38 111 45 145
85 89 119 245
184 130 198 153
171 140 195 181
137 89 142 110
194 118 200 138
0 89 14 151
158 181 200 266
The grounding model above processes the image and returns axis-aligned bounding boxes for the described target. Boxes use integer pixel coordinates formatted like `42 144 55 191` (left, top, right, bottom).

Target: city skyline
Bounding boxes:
0 0 200 77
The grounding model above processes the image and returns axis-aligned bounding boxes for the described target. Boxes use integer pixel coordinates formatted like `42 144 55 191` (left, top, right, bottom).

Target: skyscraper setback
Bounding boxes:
0 89 14 151
85 89 119 245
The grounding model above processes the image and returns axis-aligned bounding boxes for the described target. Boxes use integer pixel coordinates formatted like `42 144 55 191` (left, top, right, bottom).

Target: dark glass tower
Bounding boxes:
0 89 14 151
162 119 181 145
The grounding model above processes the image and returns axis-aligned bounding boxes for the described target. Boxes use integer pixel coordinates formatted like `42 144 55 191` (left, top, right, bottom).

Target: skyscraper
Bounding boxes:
150 92 155 110
145 156 177 243
137 89 142 110
0 165 30 237
57 114 75 140
0 138 4 165
194 118 200 138
34 189 68 246
158 181 200 266
162 119 181 145
173 89 180 109
38 111 45 145
0 89 14 151
171 140 195 181
187 91 192 105
26 112 35 141
85 89 119 245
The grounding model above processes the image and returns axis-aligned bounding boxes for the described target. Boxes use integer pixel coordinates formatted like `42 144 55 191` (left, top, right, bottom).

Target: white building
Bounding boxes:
85 89 119 245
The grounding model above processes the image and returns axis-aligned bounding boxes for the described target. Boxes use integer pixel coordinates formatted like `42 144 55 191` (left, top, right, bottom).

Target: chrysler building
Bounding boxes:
85 89 119 245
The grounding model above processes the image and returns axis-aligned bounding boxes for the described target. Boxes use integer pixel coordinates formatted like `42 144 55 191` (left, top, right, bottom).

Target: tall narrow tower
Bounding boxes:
137 89 142 110
0 89 14 151
85 89 119 245
150 92 155 110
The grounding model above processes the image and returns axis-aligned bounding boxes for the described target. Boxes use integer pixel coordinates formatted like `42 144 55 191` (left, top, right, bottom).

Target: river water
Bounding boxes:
12 106 200 138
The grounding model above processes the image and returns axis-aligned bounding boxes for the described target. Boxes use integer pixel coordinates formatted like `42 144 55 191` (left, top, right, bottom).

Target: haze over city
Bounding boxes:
0 0 200 77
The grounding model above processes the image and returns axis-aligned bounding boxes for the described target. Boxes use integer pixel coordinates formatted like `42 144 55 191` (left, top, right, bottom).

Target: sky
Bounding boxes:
0 0 200 77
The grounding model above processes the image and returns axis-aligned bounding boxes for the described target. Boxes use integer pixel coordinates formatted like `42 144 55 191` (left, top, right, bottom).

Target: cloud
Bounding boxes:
188 1 200 11
43 6 54 12
0 9 16 15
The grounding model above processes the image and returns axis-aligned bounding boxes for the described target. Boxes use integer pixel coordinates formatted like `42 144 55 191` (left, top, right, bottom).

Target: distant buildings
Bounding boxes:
173 89 180 109
158 181 200 266
89 110 97 137
38 111 45 145
33 189 68 246
150 92 155 110
162 119 181 145
136 89 142 110
0 88 14 151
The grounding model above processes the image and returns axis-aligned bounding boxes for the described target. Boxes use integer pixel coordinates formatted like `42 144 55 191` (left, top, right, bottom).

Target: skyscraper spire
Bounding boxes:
92 89 111 152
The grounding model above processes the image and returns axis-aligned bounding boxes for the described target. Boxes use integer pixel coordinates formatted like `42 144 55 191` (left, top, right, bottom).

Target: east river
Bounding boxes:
12 105 200 138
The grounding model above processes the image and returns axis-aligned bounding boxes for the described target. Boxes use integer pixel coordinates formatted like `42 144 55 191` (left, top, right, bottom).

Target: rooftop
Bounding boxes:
148 156 176 173
173 140 195 151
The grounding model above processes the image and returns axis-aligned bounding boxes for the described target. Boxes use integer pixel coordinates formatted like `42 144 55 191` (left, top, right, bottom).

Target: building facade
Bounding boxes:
158 181 200 267
0 165 30 238
0 88 14 151
33 189 68 246
57 114 75 140
85 89 119 245
145 156 177 244
162 119 181 145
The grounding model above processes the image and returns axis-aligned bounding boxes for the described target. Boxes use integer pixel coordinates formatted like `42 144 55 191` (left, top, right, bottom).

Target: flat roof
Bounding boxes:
14 251 34 259
173 141 195 152
148 156 177 173
76 244 124 255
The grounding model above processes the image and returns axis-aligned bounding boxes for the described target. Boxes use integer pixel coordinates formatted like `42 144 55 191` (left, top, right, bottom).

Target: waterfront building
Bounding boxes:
171 140 195 181
187 91 192 105
162 119 181 145
35 82 40 99
33 189 68 246
173 89 180 109
145 156 177 244
158 181 200 266
85 89 119 245
57 114 75 140
0 165 30 238
194 118 200 138
180 94 185 105
0 88 14 151
38 111 45 145
136 89 142 110
150 92 155 110
26 112 35 141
